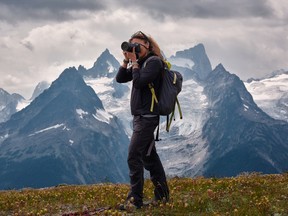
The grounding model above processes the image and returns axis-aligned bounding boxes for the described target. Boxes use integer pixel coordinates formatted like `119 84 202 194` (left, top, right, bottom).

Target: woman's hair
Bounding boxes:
130 31 164 61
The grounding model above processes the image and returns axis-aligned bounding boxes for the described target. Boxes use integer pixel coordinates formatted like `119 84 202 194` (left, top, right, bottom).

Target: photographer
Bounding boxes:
116 31 169 209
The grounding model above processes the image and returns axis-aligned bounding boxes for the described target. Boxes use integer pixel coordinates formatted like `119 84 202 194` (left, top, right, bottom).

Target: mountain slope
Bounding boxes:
30 81 50 100
201 64 288 176
0 67 129 189
0 88 24 123
82 49 131 135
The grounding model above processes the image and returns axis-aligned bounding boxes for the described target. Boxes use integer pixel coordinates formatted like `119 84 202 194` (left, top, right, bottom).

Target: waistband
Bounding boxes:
134 114 158 118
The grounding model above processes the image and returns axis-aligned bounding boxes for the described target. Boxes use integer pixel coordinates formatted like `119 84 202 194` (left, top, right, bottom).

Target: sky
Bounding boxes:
0 0 287 99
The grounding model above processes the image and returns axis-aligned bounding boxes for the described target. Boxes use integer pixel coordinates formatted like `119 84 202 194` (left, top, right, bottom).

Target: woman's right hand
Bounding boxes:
123 51 129 62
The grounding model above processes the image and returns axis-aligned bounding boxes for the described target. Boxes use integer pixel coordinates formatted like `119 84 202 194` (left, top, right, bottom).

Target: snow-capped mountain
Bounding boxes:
78 44 288 178
80 49 132 136
79 49 120 79
0 67 129 189
200 64 288 176
0 88 24 123
30 81 50 100
245 70 288 122
157 62 288 177
0 81 51 123
1 44 287 189
168 43 212 80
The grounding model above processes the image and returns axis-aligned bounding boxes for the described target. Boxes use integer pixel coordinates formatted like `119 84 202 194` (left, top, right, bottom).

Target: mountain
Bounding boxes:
1 44 287 189
80 49 120 78
82 49 132 136
0 67 129 189
30 81 50 100
0 88 25 123
244 70 288 122
201 64 288 176
79 44 288 178
157 63 288 177
0 81 51 124
80 49 129 99
168 43 212 80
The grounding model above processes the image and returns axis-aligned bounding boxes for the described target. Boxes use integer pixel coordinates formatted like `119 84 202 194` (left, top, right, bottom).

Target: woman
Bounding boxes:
116 31 169 209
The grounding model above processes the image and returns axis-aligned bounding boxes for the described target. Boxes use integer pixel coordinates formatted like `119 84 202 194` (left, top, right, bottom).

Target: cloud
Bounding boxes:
116 0 274 20
0 0 106 22
20 40 34 51
2 74 21 86
0 0 277 23
0 0 287 98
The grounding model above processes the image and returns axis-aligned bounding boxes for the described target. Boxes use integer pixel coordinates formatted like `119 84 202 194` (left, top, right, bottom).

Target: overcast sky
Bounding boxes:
0 0 287 98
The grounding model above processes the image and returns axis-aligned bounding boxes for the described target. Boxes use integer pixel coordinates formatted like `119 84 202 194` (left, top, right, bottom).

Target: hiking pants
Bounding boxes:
127 115 169 206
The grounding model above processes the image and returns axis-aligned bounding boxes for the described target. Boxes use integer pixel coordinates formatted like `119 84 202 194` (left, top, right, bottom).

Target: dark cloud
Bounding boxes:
1 0 104 10
118 0 274 20
0 0 106 22
20 40 34 51
0 0 276 23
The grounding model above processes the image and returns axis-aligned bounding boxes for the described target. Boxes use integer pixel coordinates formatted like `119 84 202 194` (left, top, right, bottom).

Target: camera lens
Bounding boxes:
121 42 131 52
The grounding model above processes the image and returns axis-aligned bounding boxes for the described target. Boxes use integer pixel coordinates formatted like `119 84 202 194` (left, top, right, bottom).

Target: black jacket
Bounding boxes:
116 53 163 116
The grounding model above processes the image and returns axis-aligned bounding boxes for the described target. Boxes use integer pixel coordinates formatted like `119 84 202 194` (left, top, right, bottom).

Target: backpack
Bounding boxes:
143 56 183 140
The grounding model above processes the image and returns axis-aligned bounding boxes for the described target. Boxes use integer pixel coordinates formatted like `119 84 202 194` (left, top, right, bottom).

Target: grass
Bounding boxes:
0 173 288 215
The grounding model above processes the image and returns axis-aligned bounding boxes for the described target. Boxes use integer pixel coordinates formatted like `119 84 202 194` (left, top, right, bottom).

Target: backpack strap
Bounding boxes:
176 97 183 119
148 83 158 112
155 122 161 141
143 56 162 113
166 97 183 132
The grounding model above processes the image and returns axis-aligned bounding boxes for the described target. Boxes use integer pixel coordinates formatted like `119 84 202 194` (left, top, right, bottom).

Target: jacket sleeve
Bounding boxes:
116 66 133 83
132 57 162 89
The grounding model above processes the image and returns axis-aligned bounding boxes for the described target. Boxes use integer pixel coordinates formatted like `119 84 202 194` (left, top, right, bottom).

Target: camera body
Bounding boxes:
121 41 141 53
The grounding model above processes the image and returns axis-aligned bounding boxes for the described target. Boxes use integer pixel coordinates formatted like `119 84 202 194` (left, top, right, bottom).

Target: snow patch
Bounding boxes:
168 57 195 69
85 77 113 94
93 109 113 124
69 140 74 145
76 109 88 119
63 125 71 131
243 104 249 111
0 134 9 141
28 124 65 136
107 61 115 73
16 99 31 111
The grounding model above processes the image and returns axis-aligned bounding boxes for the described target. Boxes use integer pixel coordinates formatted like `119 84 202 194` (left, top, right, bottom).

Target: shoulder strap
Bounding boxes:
148 83 158 112
143 56 162 113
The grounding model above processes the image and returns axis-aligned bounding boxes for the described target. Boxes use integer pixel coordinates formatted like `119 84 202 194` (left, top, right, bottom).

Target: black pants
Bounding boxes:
127 115 169 206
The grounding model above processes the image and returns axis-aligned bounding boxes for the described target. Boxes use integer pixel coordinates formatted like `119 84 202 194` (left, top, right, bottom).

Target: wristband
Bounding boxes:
131 61 139 67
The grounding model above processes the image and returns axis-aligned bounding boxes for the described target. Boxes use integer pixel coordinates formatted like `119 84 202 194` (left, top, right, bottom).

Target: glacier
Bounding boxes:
245 72 288 122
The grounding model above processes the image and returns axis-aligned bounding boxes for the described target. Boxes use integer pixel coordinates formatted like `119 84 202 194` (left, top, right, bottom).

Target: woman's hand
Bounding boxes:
123 51 129 62
122 48 137 68
123 48 137 62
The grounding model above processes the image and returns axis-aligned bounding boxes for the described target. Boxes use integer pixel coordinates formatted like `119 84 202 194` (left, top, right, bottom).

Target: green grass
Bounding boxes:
1 173 288 215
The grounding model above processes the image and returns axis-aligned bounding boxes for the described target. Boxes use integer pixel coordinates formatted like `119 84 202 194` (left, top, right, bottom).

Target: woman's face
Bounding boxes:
130 38 149 58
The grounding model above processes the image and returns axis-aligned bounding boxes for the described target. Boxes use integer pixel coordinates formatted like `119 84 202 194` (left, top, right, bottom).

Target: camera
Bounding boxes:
121 41 141 53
